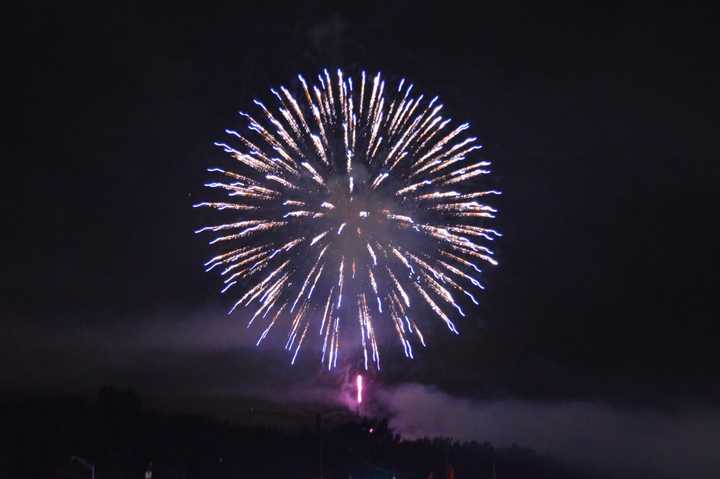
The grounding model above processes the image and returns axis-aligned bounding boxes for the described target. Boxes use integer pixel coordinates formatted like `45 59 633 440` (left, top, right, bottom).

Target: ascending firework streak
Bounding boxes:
195 69 501 371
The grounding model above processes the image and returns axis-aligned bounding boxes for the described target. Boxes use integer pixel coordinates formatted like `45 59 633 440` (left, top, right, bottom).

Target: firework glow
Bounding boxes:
195 69 501 371
357 374 364 404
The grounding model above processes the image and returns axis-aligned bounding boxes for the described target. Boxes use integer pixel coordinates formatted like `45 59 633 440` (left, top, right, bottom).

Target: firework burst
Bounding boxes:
195 69 501 371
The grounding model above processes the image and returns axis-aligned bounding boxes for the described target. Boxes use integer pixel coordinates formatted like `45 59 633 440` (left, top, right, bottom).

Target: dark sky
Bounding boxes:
5 2 720 477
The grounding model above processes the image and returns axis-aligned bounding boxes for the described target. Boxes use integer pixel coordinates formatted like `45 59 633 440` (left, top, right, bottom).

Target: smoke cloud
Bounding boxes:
378 383 720 479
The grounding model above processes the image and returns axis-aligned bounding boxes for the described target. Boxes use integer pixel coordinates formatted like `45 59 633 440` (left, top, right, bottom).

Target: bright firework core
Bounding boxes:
195 69 501 372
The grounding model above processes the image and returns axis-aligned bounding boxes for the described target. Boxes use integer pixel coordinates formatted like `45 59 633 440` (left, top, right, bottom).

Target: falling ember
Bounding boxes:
195 68 501 371
356 374 364 404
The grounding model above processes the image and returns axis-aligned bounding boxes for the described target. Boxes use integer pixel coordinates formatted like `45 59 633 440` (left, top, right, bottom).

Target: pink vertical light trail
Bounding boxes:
356 374 363 404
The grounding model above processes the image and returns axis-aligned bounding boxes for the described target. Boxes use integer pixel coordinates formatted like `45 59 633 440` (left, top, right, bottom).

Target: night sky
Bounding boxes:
6 3 720 477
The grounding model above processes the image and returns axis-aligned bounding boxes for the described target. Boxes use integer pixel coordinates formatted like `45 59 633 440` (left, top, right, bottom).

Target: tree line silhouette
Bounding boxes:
1 387 588 478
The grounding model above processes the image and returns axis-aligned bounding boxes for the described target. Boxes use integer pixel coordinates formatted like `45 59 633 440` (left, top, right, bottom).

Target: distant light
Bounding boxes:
356 374 363 403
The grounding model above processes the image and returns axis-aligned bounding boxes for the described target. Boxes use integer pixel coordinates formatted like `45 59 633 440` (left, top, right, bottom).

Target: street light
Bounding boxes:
71 456 95 479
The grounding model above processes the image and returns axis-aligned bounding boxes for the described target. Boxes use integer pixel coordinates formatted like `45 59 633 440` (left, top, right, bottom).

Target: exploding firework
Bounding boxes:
195 69 501 371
